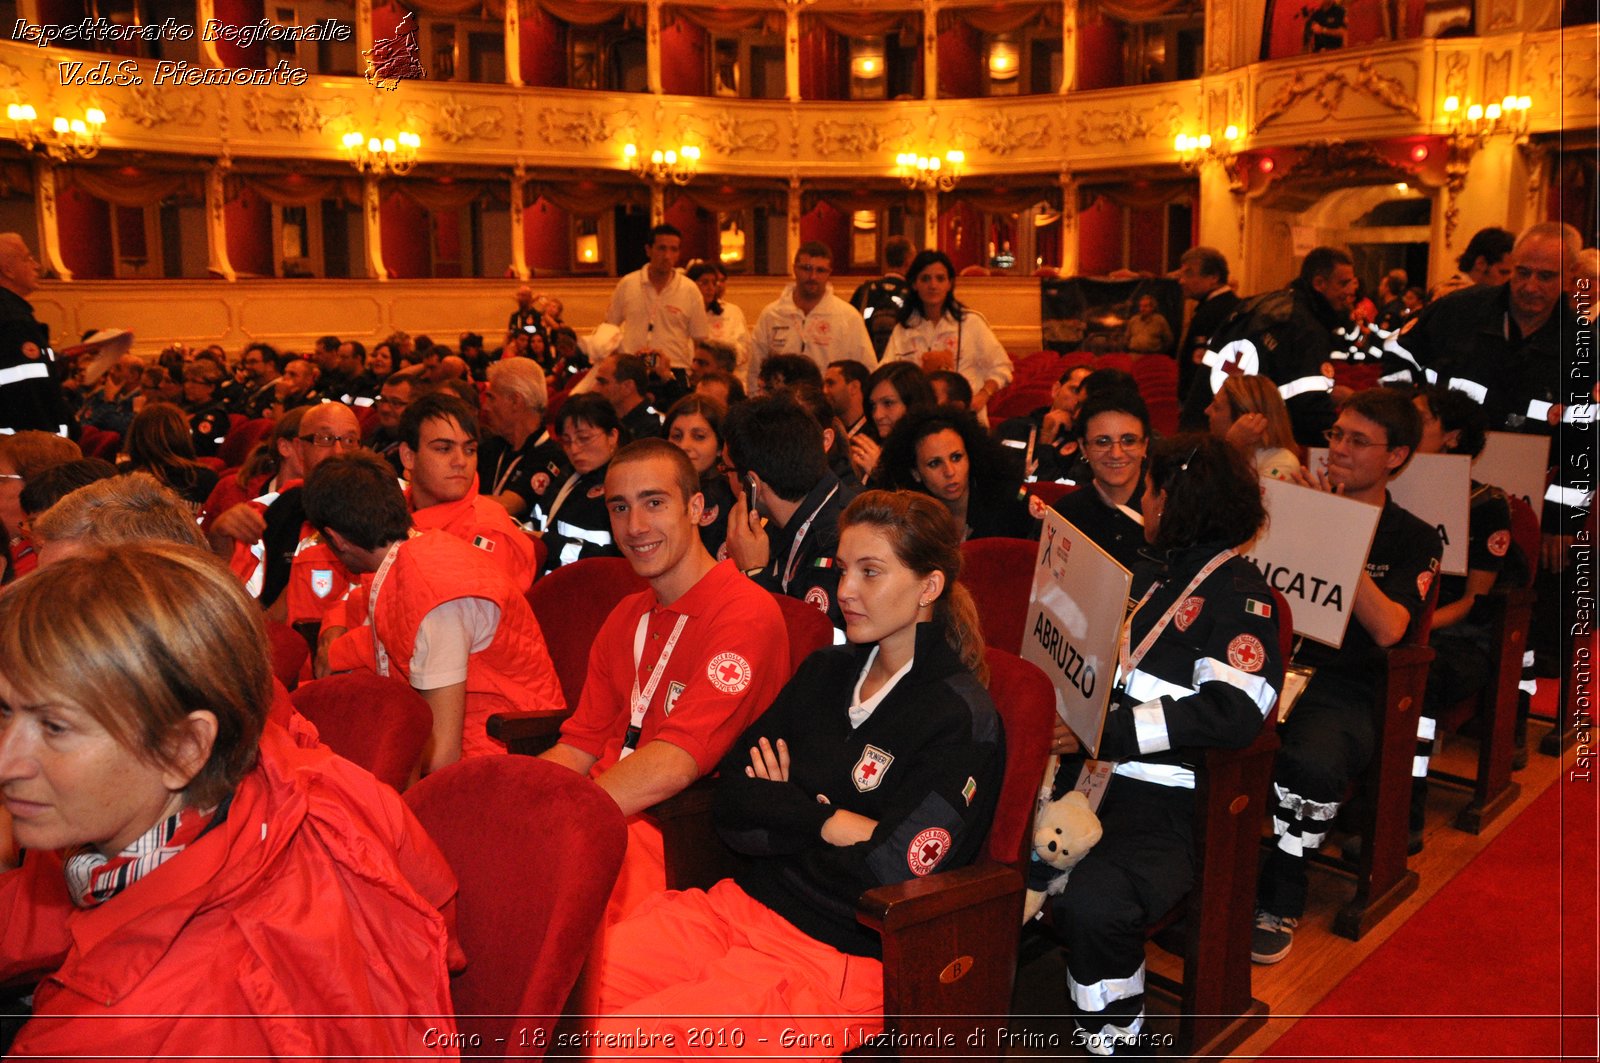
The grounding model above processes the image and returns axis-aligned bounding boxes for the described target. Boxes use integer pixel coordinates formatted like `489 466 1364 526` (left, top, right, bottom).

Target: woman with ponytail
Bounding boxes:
591 490 1005 1056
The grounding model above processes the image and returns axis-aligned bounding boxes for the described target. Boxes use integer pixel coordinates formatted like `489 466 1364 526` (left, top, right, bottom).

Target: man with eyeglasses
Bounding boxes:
209 402 364 630
1183 245 1358 448
1252 388 1441 966
366 366 425 476
749 242 876 393
1380 221 1592 571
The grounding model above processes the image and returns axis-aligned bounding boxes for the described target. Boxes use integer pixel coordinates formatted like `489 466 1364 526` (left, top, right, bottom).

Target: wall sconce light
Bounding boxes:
1174 124 1243 190
6 103 106 160
1443 94 1532 149
719 221 746 264
342 130 421 175
896 150 965 192
576 233 600 264
623 142 700 186
988 40 1020 80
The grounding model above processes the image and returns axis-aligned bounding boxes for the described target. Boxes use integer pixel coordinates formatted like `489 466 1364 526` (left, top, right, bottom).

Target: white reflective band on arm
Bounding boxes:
1112 761 1194 789
1417 716 1437 741
1527 400 1553 421
1424 368 1438 384
352 396 375 408
0 362 50 386
1278 375 1334 400
1379 370 1415 385
1121 668 1195 704
1131 700 1171 755
1000 438 1027 449
1193 656 1278 715
1412 755 1430 777
1448 378 1488 404
1546 484 1594 509
1382 331 1421 369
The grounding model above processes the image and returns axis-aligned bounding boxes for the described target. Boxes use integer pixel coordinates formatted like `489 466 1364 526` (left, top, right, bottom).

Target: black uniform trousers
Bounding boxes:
1259 669 1376 919
1048 776 1194 1038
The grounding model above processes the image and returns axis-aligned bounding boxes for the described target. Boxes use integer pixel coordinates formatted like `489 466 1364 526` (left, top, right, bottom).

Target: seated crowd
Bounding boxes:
0 219 1585 1058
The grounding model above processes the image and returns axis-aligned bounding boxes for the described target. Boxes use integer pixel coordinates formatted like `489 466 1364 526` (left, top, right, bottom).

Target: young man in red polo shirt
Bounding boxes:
541 438 790 920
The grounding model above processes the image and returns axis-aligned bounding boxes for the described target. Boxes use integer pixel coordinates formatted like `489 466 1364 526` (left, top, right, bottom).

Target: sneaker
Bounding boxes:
1252 909 1298 964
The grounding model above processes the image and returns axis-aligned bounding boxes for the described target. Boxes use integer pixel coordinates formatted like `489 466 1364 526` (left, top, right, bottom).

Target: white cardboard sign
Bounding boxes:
1307 449 1472 575
1242 478 1383 648
1473 431 1551 524
1022 510 1133 758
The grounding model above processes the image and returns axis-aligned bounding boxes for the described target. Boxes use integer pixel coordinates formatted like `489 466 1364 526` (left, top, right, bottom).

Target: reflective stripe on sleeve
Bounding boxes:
1194 656 1278 716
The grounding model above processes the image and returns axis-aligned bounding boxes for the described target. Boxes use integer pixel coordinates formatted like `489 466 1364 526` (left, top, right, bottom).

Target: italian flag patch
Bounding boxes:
962 776 978 806
812 557 835 568
1245 598 1272 618
472 535 496 552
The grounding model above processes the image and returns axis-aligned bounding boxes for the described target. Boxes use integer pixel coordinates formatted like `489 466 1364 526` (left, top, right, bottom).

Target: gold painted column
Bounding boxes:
1195 158 1245 285
32 161 71 283
922 0 938 102
785 2 801 102
197 0 225 67
646 0 662 94
205 159 237 282
1059 0 1077 93
787 175 802 263
509 164 530 280
504 0 521 87
362 176 388 281
1058 170 1078 276
922 188 939 251
650 185 665 226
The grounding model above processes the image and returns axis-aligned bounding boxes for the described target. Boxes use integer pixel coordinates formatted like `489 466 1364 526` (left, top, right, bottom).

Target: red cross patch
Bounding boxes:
852 744 894 792
699 504 720 528
1227 634 1266 673
1487 530 1510 557
530 472 550 496
707 651 752 694
907 827 952 876
1417 570 1433 599
1174 596 1204 632
805 586 830 613
586 484 605 499
1027 493 1047 520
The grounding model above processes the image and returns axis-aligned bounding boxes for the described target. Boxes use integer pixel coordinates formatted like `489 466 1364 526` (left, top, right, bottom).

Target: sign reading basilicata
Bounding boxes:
1022 509 1132 758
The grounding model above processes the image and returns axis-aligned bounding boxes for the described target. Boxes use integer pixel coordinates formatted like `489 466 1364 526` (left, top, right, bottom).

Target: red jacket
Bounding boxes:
0 722 463 1060
329 531 564 758
409 478 537 593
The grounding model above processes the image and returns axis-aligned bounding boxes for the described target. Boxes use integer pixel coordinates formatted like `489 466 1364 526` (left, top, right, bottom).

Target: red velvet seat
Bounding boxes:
959 537 1042 655
290 672 433 792
526 555 647 709
266 620 310 691
767 588 836 668
404 756 627 1057
217 417 273 470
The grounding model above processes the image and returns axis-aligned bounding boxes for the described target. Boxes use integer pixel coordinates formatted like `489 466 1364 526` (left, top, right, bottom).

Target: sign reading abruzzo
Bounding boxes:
1308 449 1472 575
1242 478 1382 648
1023 510 1133 758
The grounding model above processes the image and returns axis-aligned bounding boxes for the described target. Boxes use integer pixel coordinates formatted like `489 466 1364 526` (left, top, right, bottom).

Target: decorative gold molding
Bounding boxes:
119 84 208 130
242 95 350 136
1073 101 1181 146
408 100 506 145
1442 51 1470 102
676 110 780 156
953 111 1052 156
1253 58 1419 134
812 117 912 157
536 107 634 147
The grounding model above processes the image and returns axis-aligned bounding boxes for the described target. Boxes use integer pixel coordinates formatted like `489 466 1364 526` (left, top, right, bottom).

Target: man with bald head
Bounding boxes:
275 357 322 414
209 401 363 620
0 233 69 435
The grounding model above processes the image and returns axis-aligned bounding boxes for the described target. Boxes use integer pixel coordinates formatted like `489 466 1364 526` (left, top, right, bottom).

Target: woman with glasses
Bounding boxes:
664 393 734 559
540 393 623 572
877 405 1035 540
1204 374 1303 482
1042 434 1281 1054
882 250 1012 413
1049 389 1154 571
850 361 936 484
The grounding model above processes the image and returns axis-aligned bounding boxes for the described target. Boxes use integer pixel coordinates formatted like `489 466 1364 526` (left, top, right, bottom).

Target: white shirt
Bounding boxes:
604 267 709 371
407 598 501 689
848 645 915 728
748 284 876 389
883 308 1014 395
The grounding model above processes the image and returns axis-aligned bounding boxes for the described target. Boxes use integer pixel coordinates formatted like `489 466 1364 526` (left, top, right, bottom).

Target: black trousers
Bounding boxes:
1259 670 1375 918
1048 776 1195 1037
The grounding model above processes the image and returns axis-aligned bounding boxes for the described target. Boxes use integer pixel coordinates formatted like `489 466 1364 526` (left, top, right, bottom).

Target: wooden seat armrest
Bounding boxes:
855 861 1022 936
644 776 737 892
486 709 572 756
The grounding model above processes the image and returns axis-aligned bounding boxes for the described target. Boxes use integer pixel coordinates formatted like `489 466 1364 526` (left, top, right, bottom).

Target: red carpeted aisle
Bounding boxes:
1262 772 1597 1060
